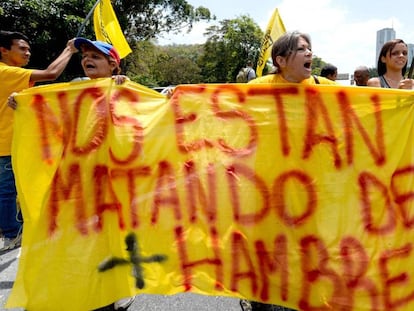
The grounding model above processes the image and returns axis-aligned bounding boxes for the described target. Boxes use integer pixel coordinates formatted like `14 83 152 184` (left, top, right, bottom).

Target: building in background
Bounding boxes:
408 43 414 72
376 28 396 65
326 27 411 85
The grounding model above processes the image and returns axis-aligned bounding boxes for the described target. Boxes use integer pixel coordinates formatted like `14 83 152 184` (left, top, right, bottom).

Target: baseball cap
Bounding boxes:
74 37 120 65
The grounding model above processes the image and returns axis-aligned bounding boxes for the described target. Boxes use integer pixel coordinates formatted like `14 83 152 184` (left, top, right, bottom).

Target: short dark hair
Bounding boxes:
320 64 337 77
0 30 29 50
0 30 30 60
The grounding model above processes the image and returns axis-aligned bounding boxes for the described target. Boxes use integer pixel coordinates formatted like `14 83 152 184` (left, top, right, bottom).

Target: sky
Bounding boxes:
157 0 414 75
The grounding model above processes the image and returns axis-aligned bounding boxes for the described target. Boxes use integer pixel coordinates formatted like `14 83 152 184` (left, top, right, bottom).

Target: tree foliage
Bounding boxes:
311 56 327 75
199 15 263 83
154 45 203 85
126 41 203 86
124 15 264 85
113 0 214 40
0 0 90 79
368 67 378 78
0 0 213 80
0 1 332 86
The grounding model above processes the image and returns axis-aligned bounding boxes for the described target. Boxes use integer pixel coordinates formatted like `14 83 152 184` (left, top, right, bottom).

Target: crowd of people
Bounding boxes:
1 28 414 311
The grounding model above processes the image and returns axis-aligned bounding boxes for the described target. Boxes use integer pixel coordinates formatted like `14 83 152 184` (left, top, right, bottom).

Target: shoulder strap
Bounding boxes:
379 75 391 88
313 75 320 84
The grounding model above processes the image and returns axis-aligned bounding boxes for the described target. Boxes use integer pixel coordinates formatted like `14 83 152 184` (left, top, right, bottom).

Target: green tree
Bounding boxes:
153 45 203 85
368 67 378 78
0 0 213 80
0 0 88 79
199 15 263 83
125 41 203 86
113 0 214 40
125 40 159 86
311 56 327 75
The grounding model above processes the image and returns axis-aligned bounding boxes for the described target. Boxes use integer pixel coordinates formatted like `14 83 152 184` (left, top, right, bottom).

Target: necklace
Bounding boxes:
383 74 403 88
384 74 403 83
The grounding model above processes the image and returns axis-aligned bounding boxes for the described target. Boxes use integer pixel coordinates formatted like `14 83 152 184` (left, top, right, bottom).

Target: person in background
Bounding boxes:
353 65 370 86
236 60 256 83
0 30 77 252
244 30 335 311
245 60 256 81
320 63 337 81
367 39 413 89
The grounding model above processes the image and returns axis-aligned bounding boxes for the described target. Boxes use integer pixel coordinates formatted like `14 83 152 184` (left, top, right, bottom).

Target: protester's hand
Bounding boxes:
166 87 175 98
112 75 130 85
67 38 78 54
7 92 18 110
398 78 414 89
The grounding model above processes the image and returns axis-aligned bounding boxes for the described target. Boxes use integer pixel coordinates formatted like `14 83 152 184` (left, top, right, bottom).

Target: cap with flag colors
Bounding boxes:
256 8 286 77
93 0 132 59
74 37 121 65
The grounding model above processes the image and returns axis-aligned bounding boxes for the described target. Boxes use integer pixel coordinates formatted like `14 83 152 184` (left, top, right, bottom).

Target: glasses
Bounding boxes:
296 47 312 54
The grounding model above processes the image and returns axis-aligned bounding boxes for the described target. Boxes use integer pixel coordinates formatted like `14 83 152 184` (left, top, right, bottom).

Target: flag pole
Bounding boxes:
76 0 102 37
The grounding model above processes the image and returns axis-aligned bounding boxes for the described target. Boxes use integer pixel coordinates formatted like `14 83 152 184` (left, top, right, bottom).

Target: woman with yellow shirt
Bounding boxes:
249 31 337 86
242 30 335 311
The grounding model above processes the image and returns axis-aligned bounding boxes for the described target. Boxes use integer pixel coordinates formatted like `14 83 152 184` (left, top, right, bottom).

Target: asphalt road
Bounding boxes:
0 247 244 311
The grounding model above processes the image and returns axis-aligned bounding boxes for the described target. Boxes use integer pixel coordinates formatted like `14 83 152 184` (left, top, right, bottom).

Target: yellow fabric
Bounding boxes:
0 62 33 156
249 73 337 85
7 79 414 311
256 8 286 77
93 0 132 59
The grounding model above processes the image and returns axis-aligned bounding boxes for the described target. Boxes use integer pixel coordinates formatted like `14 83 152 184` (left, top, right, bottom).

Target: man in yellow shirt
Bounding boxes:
0 30 77 251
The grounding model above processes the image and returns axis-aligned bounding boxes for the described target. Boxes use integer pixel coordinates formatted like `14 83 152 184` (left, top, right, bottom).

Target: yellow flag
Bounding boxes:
93 0 132 59
256 8 286 77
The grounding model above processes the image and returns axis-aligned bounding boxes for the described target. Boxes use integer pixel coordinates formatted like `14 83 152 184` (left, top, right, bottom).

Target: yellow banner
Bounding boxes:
7 79 414 311
93 0 132 59
256 8 286 77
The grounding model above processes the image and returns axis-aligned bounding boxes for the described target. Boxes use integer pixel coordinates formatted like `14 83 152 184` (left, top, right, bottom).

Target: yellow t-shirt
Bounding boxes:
248 73 337 85
0 62 34 156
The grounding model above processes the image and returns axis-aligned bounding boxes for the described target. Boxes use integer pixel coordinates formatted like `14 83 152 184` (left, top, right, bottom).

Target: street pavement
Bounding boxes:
0 246 244 311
